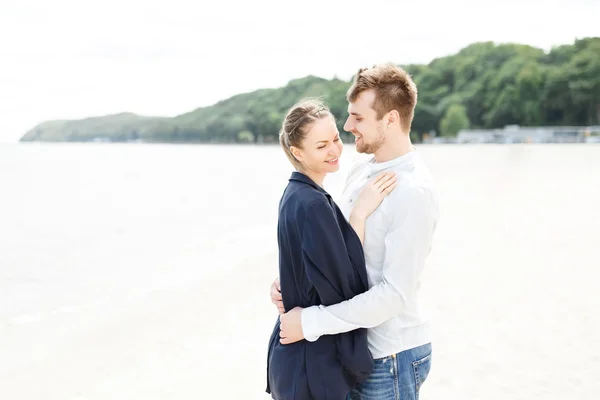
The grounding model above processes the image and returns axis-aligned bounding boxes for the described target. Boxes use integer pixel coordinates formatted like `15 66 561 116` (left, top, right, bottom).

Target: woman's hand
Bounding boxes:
351 171 397 220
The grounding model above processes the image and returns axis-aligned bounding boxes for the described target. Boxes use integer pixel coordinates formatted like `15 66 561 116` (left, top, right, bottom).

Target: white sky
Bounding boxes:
1 0 599 142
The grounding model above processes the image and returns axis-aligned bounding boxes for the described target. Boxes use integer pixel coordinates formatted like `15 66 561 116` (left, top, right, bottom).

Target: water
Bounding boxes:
1 144 290 319
1 142 599 399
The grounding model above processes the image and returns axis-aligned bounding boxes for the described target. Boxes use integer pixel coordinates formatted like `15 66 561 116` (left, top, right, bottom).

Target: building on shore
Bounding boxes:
447 125 600 144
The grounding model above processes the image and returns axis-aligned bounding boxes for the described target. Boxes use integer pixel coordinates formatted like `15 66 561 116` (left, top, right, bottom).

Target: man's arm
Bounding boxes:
301 186 437 341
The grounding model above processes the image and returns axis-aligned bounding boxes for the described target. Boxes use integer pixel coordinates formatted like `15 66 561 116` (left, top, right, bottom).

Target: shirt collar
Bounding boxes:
289 171 331 198
367 148 418 173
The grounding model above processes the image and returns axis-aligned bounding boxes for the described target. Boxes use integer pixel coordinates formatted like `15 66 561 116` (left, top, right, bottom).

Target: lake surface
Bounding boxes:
1 142 599 399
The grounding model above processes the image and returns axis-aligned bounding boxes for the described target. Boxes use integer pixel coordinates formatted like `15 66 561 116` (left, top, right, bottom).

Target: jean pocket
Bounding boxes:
412 352 432 391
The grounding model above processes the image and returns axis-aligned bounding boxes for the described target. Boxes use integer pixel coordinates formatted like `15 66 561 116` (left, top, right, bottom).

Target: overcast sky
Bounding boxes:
1 0 599 142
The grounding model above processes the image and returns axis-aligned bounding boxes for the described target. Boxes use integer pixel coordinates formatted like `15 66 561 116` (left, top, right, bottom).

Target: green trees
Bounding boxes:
21 38 600 143
440 104 470 136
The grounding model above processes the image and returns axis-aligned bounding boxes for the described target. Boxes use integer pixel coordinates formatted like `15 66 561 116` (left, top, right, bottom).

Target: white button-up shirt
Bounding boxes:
301 150 440 359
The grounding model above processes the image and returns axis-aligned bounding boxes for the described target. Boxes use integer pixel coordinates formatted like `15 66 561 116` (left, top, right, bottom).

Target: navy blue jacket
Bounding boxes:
266 172 373 400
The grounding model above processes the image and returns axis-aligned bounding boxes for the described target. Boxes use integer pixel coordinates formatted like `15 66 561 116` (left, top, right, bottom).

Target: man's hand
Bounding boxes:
270 277 285 315
279 306 305 344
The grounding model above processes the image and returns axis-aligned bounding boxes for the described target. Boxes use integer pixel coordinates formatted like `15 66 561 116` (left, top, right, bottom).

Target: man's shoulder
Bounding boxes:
380 152 439 225
390 181 435 203
392 155 437 197
385 176 439 221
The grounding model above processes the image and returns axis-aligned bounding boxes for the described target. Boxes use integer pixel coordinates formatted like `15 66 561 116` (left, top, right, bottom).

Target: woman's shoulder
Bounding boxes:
294 185 330 208
281 183 332 216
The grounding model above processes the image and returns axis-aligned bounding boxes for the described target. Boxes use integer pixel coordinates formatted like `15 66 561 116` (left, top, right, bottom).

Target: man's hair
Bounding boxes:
346 63 418 133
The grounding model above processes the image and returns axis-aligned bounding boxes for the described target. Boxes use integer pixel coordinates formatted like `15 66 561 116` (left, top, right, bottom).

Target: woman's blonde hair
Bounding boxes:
279 98 333 169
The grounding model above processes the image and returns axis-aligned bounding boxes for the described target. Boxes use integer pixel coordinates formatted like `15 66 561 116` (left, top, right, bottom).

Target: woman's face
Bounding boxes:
292 116 343 175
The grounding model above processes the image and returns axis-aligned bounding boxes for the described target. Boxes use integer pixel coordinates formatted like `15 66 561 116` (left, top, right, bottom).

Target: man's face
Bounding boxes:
343 89 385 154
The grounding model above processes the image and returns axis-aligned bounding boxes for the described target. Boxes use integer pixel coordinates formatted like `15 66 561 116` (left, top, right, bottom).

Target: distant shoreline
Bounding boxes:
19 38 600 145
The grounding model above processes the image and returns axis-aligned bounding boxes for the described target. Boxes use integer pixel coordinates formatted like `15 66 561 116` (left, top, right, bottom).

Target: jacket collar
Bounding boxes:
289 172 331 198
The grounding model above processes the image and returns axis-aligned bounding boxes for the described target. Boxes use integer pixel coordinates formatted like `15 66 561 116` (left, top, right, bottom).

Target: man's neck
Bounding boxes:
373 135 414 163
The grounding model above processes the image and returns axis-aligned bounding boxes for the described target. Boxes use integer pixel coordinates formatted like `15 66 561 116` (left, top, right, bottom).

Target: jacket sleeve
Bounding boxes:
301 197 374 387
300 198 364 310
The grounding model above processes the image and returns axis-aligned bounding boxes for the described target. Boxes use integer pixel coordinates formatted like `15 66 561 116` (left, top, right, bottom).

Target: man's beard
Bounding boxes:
356 126 385 154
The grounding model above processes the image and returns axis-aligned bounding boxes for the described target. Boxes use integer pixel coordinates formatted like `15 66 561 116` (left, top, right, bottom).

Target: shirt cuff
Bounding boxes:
301 306 322 342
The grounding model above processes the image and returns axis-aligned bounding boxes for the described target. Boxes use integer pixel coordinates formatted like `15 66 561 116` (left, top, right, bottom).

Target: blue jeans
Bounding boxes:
347 343 432 400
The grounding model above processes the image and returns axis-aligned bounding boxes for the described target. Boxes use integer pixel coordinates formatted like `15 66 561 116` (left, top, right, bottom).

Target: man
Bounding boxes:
270 63 440 400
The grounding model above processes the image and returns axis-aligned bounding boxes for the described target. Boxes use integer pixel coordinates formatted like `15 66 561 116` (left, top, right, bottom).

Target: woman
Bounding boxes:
266 99 396 399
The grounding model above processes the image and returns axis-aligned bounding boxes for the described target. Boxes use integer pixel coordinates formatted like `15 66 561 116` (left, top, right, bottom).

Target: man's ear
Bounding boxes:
387 110 400 127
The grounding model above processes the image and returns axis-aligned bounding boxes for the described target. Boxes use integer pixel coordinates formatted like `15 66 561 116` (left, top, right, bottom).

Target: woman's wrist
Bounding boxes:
350 209 368 221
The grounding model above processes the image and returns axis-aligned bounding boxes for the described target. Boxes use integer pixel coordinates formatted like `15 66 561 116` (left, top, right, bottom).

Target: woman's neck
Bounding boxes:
299 168 325 188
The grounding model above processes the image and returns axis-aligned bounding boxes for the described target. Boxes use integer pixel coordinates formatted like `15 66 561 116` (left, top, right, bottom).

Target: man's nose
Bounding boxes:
343 117 353 133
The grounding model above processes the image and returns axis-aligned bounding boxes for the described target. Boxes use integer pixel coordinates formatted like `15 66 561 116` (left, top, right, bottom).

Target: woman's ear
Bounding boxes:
290 146 303 162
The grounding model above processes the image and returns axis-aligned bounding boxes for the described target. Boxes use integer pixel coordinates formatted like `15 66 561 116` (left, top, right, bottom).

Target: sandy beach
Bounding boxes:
1 250 278 399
